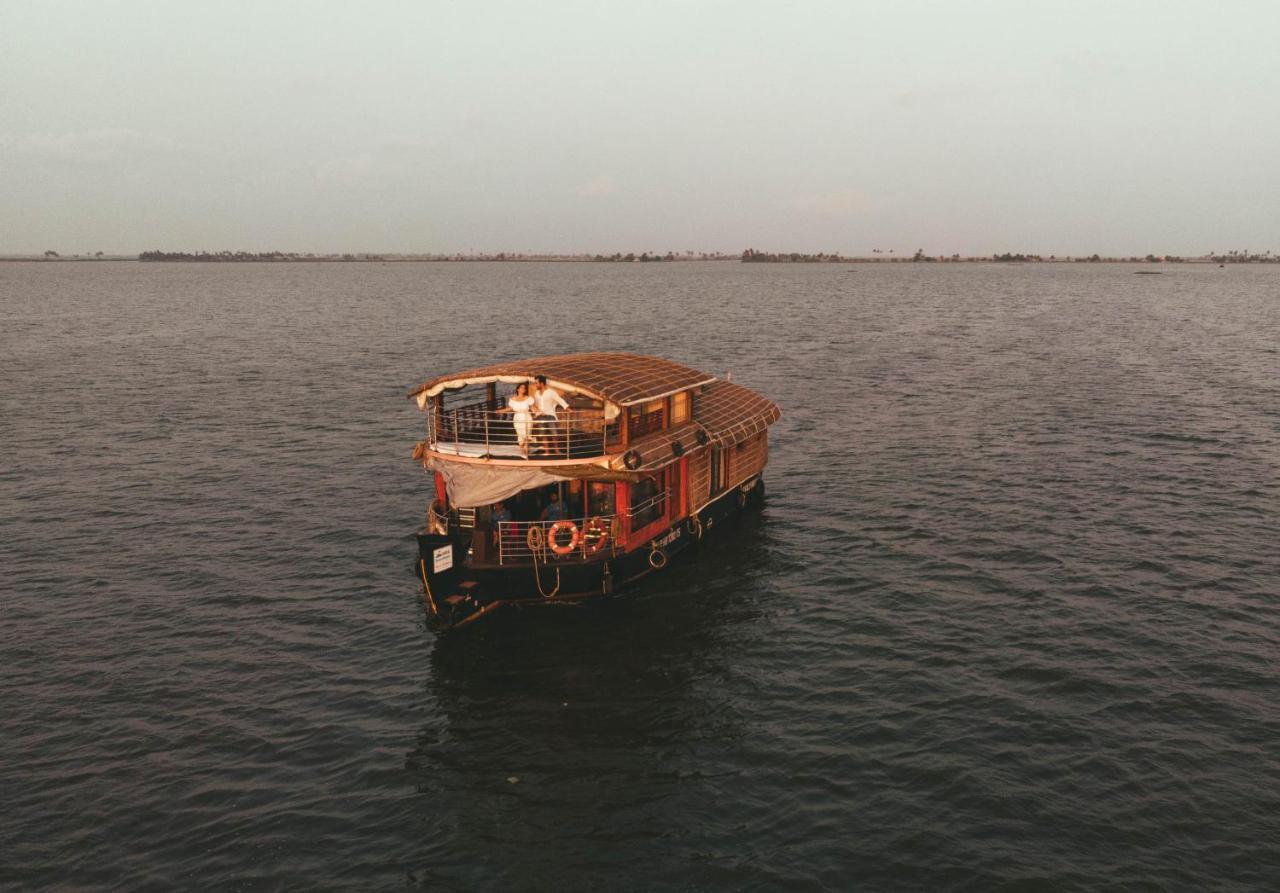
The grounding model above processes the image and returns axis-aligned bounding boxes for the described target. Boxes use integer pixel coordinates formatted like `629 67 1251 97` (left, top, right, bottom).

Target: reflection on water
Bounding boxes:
409 515 772 888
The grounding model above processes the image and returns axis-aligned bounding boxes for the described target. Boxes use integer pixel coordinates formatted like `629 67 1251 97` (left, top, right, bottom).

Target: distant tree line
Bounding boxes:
741 248 850 263
124 248 1279 265
138 250 384 262
590 251 737 262
1207 250 1276 263
593 251 676 262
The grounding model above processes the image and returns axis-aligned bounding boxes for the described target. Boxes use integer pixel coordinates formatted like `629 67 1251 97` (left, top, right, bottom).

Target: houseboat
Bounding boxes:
408 352 780 630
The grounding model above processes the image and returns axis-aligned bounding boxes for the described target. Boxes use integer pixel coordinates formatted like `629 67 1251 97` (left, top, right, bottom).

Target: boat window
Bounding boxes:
630 472 666 529
566 479 584 516
588 482 615 517
671 391 690 425
628 401 665 439
604 415 624 446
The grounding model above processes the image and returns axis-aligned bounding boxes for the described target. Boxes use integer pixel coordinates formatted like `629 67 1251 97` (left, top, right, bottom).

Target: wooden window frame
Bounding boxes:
627 470 672 543
670 391 690 425
626 400 666 442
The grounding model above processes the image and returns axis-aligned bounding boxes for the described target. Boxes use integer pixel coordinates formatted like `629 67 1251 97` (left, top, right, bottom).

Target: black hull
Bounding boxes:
414 479 763 631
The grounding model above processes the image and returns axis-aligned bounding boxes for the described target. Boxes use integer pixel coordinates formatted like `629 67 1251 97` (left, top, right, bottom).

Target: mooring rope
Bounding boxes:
527 525 561 599
418 559 438 615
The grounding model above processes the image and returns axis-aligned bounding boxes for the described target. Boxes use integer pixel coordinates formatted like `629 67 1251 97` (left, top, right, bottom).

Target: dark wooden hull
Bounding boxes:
414 479 763 631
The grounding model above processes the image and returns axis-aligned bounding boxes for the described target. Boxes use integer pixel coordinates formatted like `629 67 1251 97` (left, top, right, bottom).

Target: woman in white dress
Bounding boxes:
496 381 535 457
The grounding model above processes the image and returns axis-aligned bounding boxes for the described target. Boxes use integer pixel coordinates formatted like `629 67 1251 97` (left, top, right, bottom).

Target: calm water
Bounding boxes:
2 261 1278 891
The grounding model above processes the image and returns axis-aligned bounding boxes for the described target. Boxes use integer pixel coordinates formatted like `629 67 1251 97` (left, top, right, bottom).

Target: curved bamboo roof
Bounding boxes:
610 381 783 472
408 352 718 407
694 380 782 447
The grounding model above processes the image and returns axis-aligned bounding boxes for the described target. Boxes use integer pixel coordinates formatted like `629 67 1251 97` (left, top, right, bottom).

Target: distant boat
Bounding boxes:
1134 271 1163 275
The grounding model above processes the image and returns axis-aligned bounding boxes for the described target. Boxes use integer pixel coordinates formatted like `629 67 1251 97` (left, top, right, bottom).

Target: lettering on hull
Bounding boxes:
651 528 681 550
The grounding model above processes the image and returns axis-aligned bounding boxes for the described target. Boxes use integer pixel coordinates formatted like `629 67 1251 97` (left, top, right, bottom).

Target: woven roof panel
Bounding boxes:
608 382 781 471
693 380 781 447
624 422 703 472
409 352 716 406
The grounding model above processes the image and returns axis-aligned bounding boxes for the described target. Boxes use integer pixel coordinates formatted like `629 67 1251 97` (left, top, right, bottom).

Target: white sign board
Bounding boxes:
432 544 453 574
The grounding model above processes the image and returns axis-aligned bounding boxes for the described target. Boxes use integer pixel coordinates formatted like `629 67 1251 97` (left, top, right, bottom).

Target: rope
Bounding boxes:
418 559 438 616
427 501 448 535
529 525 561 599
526 525 545 553
688 515 703 540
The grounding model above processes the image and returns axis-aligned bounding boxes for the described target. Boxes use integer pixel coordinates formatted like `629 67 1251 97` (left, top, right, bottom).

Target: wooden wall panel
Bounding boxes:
688 450 711 511
727 432 768 486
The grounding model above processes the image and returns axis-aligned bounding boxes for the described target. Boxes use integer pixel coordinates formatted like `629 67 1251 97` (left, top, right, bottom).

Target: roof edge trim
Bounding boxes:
617 377 718 407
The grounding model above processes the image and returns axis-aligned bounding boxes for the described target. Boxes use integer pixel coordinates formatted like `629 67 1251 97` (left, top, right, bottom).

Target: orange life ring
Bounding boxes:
548 520 580 555
582 516 609 554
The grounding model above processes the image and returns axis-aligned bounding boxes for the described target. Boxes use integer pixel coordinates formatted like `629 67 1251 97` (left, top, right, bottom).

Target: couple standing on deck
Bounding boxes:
498 375 568 457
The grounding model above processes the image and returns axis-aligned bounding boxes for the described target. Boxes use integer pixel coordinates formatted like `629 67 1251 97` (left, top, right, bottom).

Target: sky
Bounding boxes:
2 0 1278 256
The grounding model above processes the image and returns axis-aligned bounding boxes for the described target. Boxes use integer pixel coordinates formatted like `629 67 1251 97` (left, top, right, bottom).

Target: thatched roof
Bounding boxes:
695 380 781 447
408 352 717 407
611 381 782 472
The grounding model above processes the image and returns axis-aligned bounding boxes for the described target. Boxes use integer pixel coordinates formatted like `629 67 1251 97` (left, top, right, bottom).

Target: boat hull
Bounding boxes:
415 478 763 630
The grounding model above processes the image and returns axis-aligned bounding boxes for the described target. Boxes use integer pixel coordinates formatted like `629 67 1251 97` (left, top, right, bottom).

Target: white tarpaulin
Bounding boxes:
426 458 563 508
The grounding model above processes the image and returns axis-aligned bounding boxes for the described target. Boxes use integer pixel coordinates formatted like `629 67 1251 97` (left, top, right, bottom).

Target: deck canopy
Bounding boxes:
408 352 717 408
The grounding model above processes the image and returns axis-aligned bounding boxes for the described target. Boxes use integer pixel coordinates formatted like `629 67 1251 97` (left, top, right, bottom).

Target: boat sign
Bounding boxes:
433 544 453 574
652 529 680 550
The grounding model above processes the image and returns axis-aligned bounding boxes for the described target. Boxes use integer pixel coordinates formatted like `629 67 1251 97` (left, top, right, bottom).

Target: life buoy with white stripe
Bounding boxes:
548 520 579 555
583 517 609 554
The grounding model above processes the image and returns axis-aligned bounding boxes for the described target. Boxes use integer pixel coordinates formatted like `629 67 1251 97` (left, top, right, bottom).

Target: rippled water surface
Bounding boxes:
3 261 1279 890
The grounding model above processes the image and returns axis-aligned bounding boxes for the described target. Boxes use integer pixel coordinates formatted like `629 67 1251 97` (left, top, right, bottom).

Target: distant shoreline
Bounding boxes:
3 251 1276 265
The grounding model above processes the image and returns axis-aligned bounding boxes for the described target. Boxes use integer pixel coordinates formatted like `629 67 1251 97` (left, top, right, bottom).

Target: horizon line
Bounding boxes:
4 248 1278 264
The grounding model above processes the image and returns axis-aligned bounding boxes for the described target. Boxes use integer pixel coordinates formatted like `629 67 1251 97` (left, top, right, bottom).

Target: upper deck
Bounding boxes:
428 394 621 461
408 352 780 469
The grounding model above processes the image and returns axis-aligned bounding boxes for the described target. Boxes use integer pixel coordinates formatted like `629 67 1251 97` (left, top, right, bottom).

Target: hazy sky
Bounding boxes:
3 0 1278 256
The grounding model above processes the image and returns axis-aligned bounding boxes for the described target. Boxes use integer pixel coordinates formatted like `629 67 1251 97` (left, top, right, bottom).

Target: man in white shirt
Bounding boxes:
533 375 569 456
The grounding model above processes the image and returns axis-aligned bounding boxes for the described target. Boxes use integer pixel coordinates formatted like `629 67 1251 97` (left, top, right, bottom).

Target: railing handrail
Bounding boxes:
428 406 621 459
489 491 674 565
628 492 667 513
495 514 620 564
500 513 614 526
443 406 607 419
445 395 503 414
